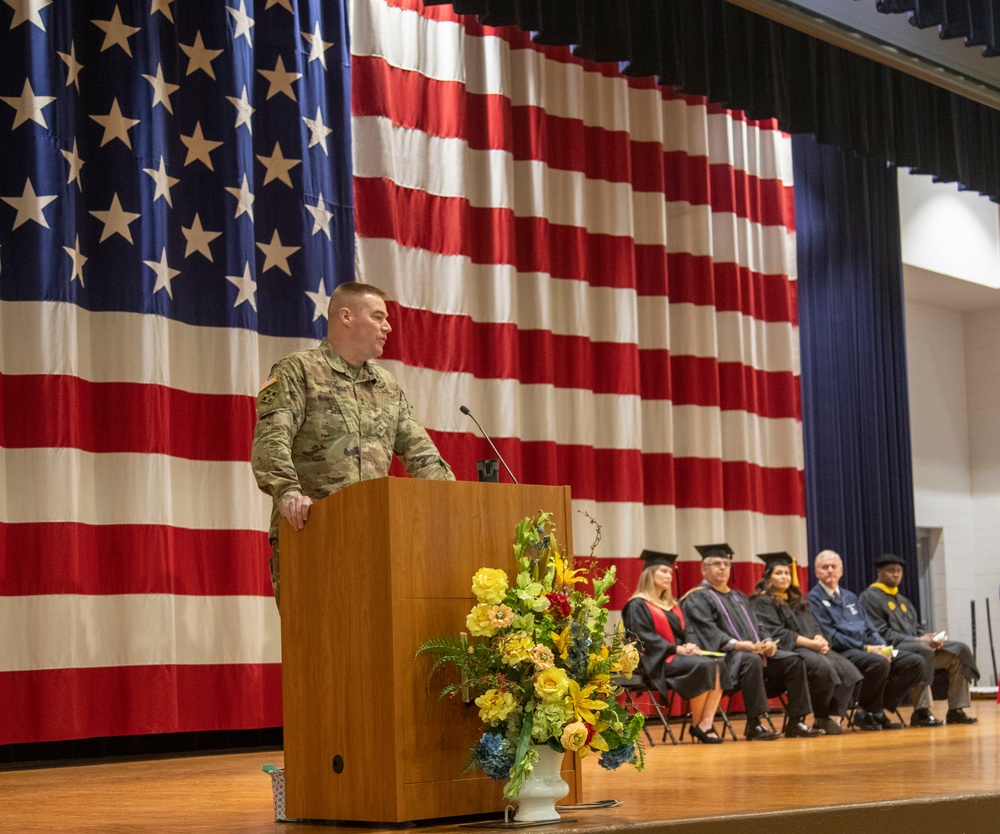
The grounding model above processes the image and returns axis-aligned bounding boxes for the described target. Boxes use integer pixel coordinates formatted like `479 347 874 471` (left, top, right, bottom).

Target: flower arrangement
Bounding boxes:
417 511 645 798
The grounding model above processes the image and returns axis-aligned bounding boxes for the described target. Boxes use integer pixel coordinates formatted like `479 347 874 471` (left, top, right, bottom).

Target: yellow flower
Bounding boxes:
560 720 590 752
475 689 516 724
499 631 534 666
612 643 640 677
590 673 612 696
553 549 586 588
466 603 500 637
551 625 571 660
472 568 508 604
534 666 571 702
531 644 555 671
589 720 610 752
565 679 607 725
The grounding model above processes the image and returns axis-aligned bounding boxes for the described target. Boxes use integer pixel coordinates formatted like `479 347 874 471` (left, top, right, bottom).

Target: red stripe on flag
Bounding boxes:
0 522 272 596
0 664 281 745
422 431 806 514
353 56 795 229
356 178 794 301
0 374 255 460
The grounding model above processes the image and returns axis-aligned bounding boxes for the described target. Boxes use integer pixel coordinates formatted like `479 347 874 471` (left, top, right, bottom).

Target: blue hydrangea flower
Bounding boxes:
598 743 636 771
474 732 514 780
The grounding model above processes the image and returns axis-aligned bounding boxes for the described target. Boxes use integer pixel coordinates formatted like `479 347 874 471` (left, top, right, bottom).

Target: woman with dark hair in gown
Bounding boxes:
622 550 733 743
750 552 863 734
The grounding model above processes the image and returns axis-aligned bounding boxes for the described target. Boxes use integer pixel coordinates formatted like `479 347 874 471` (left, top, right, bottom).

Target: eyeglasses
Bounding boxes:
704 559 732 568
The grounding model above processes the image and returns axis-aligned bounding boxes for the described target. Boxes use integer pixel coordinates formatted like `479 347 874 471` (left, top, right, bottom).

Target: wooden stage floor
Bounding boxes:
7 703 999 834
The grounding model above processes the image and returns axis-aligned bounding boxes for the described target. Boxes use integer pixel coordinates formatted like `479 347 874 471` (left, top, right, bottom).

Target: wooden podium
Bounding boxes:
279 477 584 823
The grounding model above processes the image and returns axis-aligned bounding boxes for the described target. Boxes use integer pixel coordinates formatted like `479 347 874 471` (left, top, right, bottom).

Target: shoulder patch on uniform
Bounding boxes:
259 374 276 393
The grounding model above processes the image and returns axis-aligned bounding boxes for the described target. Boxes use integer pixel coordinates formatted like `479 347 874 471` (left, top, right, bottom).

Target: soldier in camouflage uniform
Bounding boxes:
251 282 454 607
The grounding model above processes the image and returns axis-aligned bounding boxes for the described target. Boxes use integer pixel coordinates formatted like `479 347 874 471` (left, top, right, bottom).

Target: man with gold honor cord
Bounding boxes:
860 555 979 726
681 543 823 740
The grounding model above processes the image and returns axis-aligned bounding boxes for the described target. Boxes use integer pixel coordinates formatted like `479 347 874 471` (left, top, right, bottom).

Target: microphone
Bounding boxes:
459 404 519 484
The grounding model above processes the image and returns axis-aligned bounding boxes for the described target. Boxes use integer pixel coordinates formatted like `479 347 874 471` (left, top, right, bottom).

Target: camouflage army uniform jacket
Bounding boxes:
251 338 454 543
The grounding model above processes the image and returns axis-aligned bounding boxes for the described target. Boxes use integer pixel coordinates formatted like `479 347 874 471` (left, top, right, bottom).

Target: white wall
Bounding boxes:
965 308 1000 654
905 300 976 647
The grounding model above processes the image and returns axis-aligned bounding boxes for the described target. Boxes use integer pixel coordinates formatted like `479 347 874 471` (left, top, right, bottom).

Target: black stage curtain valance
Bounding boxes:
430 0 1000 201
876 0 1000 58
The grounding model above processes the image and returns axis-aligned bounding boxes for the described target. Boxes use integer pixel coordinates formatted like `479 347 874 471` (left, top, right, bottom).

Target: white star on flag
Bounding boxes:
2 177 57 230
180 121 223 170
56 42 83 91
305 191 335 239
89 98 140 148
144 248 181 298
60 138 85 191
150 0 174 22
1 78 56 130
225 173 255 221
226 262 257 311
256 228 300 275
180 31 222 78
306 279 332 321
181 213 222 261
63 234 88 286
142 63 180 113
302 106 333 155
143 156 180 206
3 0 53 31
301 22 333 69
91 5 141 57
89 193 141 243
226 0 255 45
257 55 301 101
256 141 301 187
227 85 254 134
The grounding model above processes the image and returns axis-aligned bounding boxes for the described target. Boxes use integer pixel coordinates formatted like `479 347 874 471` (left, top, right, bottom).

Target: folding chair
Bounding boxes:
615 672 678 746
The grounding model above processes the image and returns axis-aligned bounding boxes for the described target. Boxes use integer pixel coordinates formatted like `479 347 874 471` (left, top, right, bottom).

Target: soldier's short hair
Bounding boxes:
329 281 388 308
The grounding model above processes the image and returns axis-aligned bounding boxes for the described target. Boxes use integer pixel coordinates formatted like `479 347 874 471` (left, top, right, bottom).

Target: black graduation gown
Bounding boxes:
859 585 979 682
680 583 812 719
621 598 733 700
751 593 863 717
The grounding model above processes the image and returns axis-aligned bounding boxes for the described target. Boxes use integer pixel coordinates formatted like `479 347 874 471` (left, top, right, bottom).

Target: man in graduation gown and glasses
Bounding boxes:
860 554 979 726
681 543 823 740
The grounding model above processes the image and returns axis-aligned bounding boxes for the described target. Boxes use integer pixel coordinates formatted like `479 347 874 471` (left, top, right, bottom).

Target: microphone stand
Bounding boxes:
459 405 519 484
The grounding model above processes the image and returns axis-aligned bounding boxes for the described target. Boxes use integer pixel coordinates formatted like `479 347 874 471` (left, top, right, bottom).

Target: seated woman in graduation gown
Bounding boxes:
749 552 863 735
621 549 733 744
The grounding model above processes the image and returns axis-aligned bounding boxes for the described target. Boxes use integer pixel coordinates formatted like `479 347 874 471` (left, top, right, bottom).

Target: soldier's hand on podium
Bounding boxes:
281 495 313 530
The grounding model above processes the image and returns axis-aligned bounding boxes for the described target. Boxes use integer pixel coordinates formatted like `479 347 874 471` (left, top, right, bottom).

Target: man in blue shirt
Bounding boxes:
807 550 924 730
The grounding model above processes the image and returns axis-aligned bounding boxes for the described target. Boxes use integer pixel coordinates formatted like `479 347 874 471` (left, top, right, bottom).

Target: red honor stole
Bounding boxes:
644 601 684 664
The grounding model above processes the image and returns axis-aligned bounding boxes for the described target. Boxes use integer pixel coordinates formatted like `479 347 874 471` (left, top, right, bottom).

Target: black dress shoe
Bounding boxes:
874 711 904 730
690 725 724 744
946 708 979 725
785 720 825 738
910 708 945 727
853 710 882 731
744 721 779 741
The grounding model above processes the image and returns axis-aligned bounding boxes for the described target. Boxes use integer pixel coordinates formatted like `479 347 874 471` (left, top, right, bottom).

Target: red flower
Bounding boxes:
546 592 571 619
585 723 595 745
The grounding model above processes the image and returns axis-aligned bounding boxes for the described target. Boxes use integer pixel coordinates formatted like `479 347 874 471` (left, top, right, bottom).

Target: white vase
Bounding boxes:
512 744 570 823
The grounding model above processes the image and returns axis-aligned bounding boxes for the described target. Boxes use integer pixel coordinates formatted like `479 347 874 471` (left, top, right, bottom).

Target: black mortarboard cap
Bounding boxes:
875 554 905 569
640 549 678 568
695 543 734 560
757 551 793 569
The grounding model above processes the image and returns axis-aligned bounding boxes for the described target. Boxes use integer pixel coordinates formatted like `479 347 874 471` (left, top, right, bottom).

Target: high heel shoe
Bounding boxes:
690 725 723 744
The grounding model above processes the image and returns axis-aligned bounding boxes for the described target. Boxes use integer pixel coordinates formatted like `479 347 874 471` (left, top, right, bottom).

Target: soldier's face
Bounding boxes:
350 294 392 360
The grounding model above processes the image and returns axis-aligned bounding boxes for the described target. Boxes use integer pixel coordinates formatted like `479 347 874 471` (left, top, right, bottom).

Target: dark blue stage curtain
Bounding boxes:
793 134 919 599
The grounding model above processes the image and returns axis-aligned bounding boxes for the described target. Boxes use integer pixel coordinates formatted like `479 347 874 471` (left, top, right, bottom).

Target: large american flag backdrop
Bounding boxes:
0 0 804 745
